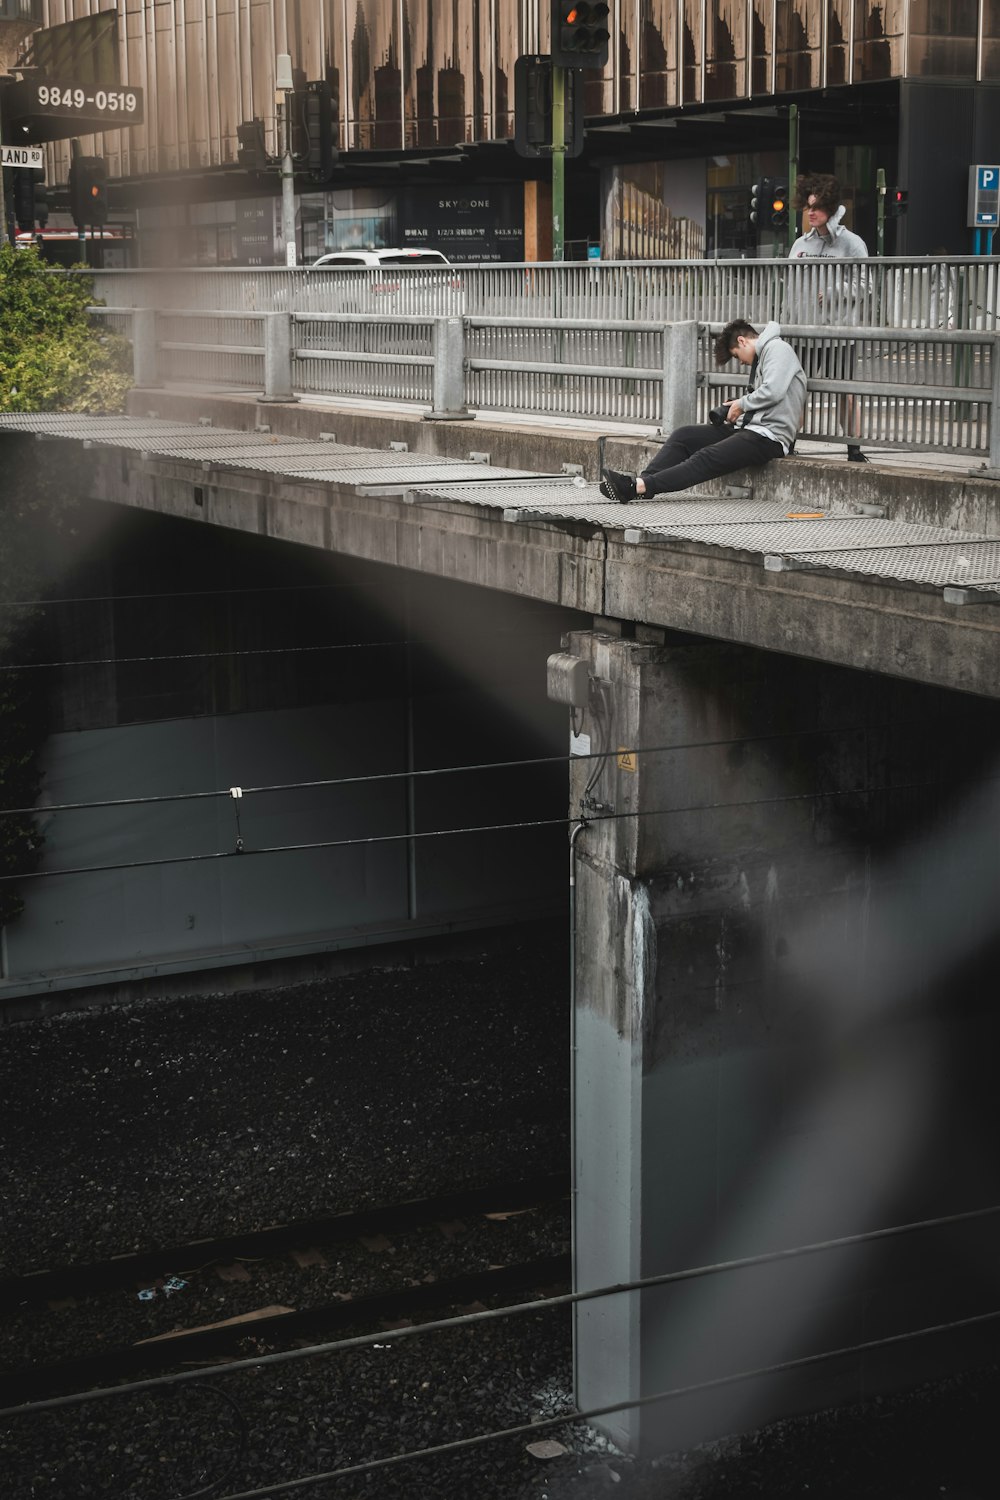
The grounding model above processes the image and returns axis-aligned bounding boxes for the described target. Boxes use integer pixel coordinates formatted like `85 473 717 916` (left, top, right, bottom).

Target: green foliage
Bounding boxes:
0 248 128 922
0 243 131 412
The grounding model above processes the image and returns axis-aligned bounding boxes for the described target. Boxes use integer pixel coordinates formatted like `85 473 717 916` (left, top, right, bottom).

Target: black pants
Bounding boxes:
640 423 784 498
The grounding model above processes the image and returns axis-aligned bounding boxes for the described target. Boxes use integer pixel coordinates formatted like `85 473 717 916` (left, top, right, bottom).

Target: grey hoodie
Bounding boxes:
738 322 807 453
789 204 868 260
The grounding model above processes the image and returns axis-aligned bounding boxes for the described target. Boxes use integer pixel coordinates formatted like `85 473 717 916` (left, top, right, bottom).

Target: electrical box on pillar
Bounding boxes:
547 652 591 709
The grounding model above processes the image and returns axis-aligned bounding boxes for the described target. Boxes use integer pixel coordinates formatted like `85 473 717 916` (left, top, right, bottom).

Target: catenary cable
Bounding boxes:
2 1197 998 1420
0 640 407 671
0 580 386 611
0 773 985 885
208 1308 1000 1499
0 722 912 821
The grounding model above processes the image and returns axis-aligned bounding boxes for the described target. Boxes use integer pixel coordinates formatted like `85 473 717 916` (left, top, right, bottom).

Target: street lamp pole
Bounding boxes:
276 52 296 267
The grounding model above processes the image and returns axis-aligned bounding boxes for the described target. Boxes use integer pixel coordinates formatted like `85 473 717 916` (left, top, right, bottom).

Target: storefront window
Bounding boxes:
751 0 774 95
706 0 747 100
775 0 822 91
850 0 906 79
984 0 1000 79
603 160 707 260
905 0 977 76
638 0 678 110
826 0 851 84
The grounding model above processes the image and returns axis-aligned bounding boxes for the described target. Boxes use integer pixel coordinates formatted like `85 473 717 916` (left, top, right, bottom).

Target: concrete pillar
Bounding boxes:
658 321 698 436
260 311 297 403
569 630 1000 1456
425 317 469 421
132 308 160 389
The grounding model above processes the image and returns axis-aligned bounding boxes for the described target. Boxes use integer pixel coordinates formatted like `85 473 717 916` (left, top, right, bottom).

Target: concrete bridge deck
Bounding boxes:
3 397 999 698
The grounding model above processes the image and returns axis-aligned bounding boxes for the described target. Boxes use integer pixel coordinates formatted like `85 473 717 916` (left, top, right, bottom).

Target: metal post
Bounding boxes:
787 103 799 252
280 94 297 268
552 64 566 262
131 308 161 389
876 168 886 257
658 320 699 436
260 311 296 402
989 334 1000 471
425 316 470 421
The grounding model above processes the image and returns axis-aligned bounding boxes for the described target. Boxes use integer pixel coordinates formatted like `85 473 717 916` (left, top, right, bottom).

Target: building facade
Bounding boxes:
22 2 1000 259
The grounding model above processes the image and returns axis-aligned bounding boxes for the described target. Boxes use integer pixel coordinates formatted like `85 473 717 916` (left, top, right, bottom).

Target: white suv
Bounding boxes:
310 248 452 270
304 247 462 314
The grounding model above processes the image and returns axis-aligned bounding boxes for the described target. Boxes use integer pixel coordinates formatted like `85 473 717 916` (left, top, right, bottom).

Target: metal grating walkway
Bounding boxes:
3 412 997 601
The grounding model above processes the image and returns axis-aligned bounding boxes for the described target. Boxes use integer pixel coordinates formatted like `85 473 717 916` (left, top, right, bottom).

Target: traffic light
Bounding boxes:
887 187 909 218
12 168 35 232
750 177 774 228
514 55 583 159
237 119 268 172
298 80 337 182
68 156 109 227
551 1 611 70
770 181 789 230
34 172 49 229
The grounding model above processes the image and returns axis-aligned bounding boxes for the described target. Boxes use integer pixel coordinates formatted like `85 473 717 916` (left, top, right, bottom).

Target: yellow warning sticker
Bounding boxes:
786 511 825 519
617 748 636 772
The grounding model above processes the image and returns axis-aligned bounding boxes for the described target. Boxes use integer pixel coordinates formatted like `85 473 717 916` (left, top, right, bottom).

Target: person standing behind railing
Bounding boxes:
789 174 870 463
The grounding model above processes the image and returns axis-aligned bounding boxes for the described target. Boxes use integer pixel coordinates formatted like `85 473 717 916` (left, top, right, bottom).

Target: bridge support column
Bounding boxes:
658 321 698 436
568 630 1000 1457
260 312 297 403
425 316 470 421
132 308 160 389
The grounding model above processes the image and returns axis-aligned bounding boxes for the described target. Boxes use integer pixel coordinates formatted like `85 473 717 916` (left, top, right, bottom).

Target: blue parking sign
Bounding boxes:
970 164 1000 226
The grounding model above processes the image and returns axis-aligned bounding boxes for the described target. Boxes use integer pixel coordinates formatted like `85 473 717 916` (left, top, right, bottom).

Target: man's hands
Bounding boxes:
726 399 743 423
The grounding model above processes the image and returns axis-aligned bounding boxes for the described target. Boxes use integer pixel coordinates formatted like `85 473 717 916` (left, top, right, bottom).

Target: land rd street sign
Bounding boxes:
0 145 44 169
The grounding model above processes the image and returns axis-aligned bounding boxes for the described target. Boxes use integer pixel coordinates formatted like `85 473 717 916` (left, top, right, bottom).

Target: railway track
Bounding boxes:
0 1172 570 1406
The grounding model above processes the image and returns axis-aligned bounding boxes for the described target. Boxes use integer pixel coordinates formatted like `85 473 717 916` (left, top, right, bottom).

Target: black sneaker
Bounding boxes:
601 468 637 504
846 447 870 463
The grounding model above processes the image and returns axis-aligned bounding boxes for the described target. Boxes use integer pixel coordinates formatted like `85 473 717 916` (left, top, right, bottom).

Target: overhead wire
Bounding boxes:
3 1196 998 1422
209 1308 1000 1500
0 775 954 885
0 580 387 612
0 722 901 822
0 640 407 672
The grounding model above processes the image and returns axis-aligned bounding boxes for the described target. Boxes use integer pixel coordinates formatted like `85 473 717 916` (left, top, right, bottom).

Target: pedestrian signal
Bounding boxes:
887 187 909 217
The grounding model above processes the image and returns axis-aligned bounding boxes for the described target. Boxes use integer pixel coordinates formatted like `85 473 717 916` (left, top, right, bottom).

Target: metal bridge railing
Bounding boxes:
81 257 1000 331
88 304 1000 468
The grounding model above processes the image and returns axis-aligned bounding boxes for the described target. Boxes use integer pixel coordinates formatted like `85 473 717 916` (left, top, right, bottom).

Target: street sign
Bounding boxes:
0 145 44 170
968 164 1000 227
0 78 144 144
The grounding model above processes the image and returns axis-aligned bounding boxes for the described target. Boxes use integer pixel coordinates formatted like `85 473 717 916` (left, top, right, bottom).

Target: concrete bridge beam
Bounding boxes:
567 630 1000 1455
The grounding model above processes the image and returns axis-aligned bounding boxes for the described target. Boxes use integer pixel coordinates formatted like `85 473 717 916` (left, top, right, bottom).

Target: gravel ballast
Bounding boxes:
1 927 996 1497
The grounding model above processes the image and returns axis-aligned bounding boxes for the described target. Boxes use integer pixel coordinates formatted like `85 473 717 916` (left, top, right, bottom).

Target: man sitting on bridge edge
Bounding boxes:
600 319 807 503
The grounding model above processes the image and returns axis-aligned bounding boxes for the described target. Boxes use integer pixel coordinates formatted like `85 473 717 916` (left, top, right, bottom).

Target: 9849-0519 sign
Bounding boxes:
1 78 144 142
33 83 141 117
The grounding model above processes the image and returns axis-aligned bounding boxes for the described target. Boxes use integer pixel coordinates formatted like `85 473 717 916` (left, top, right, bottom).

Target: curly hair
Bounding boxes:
793 173 841 215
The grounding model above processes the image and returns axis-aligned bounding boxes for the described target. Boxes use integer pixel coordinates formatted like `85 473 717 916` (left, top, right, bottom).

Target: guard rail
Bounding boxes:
89 306 1000 468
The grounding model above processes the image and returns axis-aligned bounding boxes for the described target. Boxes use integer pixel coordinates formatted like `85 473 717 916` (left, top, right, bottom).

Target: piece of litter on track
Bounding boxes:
526 1440 568 1460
